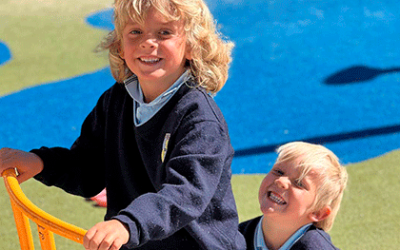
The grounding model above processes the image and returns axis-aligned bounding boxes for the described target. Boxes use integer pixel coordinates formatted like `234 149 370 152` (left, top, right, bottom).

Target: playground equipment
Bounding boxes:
2 168 87 250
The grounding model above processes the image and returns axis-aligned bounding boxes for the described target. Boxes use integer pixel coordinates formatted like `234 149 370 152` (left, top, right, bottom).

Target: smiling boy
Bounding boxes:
239 142 348 250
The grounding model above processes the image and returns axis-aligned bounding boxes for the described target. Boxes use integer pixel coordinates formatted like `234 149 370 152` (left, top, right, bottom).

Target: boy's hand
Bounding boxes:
0 148 43 183
83 220 130 250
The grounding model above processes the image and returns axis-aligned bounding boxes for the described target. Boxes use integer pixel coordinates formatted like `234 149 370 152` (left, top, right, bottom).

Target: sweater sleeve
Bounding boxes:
31 89 109 198
113 117 234 248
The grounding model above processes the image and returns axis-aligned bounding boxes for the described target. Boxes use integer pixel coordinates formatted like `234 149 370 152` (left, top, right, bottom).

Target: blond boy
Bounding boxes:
239 142 348 250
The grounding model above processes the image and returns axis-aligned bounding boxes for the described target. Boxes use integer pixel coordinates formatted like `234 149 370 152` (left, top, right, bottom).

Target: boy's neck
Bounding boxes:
140 80 171 103
261 216 305 250
140 68 187 103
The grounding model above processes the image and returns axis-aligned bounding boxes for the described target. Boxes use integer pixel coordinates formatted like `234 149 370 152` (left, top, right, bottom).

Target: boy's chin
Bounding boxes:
260 203 286 215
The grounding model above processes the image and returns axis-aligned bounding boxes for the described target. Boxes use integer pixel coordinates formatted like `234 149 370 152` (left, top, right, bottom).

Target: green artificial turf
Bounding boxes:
329 150 400 249
0 0 111 97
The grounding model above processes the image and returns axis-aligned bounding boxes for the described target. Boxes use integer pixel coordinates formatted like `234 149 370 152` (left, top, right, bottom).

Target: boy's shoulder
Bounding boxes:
177 83 216 108
292 225 340 250
238 216 261 236
238 216 262 250
95 82 127 106
174 83 226 123
238 217 340 250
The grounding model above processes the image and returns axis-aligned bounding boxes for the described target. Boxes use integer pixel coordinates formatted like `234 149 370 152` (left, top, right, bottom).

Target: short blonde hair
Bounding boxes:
99 0 234 94
275 142 348 231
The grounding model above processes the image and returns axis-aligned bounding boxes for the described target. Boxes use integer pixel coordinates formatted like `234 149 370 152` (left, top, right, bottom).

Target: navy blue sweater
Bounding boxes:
239 216 339 250
32 82 246 249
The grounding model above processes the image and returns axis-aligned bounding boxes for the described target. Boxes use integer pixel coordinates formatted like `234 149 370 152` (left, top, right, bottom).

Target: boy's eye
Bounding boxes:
273 169 284 176
295 179 305 188
159 30 172 36
130 30 142 35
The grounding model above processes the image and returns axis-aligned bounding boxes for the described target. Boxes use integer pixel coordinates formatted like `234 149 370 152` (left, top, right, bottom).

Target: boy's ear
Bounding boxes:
185 45 193 60
309 206 331 222
119 49 125 59
118 45 124 59
185 50 192 61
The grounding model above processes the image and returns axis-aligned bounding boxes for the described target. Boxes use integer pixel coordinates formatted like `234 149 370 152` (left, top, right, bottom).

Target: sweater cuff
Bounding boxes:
112 214 140 249
30 148 54 186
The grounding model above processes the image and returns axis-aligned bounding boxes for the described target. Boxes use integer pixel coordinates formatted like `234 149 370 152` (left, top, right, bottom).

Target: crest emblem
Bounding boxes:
161 133 171 163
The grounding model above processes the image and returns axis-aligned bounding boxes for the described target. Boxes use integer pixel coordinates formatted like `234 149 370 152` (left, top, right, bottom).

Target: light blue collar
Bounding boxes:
124 70 191 126
254 216 312 250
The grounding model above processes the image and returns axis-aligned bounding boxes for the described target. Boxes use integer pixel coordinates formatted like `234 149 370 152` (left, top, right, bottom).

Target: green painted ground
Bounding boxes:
1 1 399 249
0 0 110 96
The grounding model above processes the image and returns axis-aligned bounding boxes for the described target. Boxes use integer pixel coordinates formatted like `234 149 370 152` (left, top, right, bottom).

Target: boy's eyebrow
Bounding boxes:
124 19 139 27
124 20 179 29
300 170 320 184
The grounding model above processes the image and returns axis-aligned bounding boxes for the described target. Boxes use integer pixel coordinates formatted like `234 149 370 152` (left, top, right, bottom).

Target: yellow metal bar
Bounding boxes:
37 225 56 250
10 200 35 250
2 168 87 248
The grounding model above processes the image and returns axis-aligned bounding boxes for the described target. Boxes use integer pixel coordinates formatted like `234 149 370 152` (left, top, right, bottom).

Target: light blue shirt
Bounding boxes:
254 216 312 250
124 70 191 126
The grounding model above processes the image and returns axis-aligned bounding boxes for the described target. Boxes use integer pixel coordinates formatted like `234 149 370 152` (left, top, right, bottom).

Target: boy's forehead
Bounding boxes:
273 159 320 178
274 157 301 169
123 6 180 26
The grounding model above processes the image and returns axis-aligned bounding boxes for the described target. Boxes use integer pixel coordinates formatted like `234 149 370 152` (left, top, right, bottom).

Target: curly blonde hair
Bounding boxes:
99 0 234 94
276 142 348 232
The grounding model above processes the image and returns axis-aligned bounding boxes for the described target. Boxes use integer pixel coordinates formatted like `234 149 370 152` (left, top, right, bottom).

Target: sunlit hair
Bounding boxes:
98 0 234 94
275 141 348 231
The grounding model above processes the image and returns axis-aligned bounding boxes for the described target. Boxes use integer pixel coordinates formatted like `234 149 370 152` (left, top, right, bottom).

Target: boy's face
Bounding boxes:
258 157 321 228
121 8 191 97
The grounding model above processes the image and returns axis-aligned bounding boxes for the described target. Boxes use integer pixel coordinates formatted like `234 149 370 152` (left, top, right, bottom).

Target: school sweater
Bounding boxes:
239 216 340 250
32 82 246 250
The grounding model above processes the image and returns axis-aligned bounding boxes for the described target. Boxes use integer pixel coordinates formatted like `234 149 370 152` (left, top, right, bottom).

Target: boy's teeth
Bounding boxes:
140 58 160 63
269 192 286 205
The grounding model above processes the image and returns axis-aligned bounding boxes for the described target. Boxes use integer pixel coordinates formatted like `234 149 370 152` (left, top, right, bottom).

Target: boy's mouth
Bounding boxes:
267 191 287 205
139 57 161 64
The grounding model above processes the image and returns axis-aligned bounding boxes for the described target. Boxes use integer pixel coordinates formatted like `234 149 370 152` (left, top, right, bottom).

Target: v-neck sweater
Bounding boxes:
32 81 246 250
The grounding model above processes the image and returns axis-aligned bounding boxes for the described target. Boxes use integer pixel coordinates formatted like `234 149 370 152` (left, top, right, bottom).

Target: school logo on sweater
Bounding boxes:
161 133 171 163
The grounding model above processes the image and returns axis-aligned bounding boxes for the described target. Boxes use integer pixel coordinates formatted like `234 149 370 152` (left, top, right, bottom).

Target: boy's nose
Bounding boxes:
275 177 290 189
140 35 157 49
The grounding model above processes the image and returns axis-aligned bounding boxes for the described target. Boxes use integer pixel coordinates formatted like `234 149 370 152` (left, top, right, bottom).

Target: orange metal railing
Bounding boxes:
2 168 87 250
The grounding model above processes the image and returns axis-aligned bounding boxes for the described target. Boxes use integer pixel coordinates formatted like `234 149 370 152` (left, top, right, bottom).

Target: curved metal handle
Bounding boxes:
2 168 87 249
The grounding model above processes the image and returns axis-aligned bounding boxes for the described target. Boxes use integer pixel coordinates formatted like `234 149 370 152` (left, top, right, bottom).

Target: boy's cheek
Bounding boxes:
258 175 272 196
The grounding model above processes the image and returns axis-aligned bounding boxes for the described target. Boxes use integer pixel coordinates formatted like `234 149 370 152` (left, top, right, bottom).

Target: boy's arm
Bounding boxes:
30 89 109 198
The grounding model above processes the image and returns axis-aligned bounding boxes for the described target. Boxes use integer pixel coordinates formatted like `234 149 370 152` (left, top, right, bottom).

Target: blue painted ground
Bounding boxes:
0 41 11 66
1 0 400 173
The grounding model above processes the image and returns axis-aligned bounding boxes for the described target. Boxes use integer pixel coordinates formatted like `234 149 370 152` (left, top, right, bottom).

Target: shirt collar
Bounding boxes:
124 70 191 126
254 216 312 250
124 70 191 106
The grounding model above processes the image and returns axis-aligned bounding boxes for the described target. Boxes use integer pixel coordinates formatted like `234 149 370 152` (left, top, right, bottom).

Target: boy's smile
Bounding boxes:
121 7 192 102
267 191 287 206
138 56 161 64
136 55 163 72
